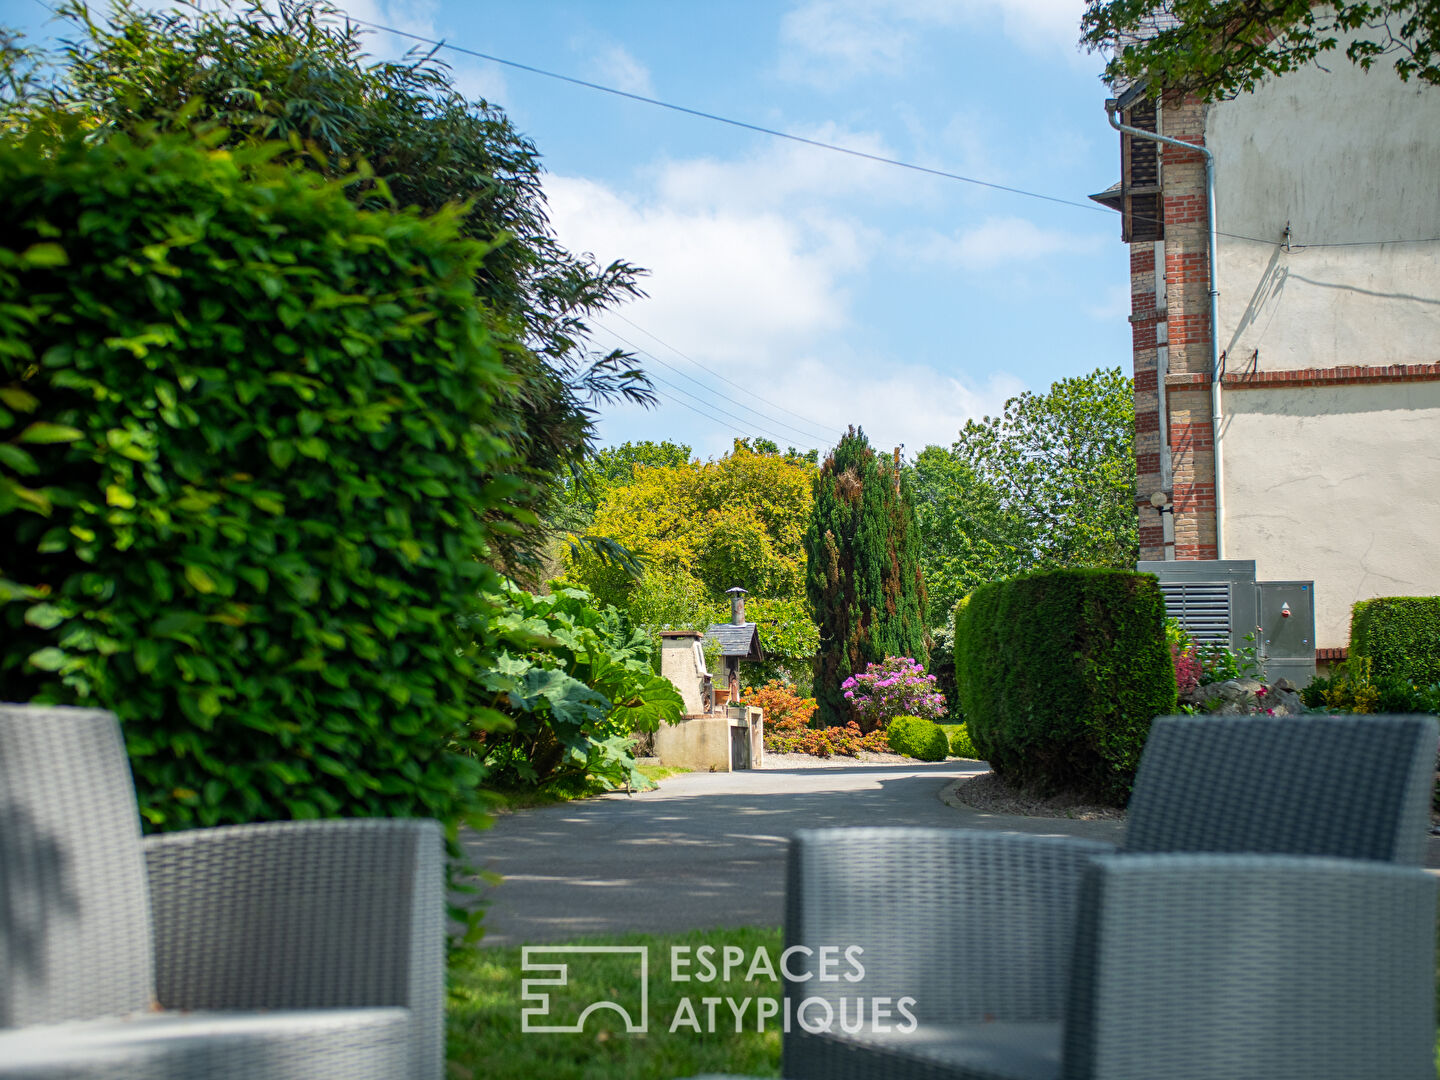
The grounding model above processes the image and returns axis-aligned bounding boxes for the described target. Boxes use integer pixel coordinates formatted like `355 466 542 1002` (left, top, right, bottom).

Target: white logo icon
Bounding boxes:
520 945 649 1034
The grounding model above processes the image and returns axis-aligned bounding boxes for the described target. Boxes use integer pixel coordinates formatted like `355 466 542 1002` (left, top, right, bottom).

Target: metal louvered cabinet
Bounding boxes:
1139 560 1316 684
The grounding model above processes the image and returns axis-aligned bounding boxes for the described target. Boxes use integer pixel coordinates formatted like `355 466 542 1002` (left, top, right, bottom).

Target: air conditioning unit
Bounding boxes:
1138 560 1316 686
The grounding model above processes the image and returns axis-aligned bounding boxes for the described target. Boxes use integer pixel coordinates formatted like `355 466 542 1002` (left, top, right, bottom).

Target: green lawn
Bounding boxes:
447 920 1440 1077
485 765 692 813
448 926 783 1079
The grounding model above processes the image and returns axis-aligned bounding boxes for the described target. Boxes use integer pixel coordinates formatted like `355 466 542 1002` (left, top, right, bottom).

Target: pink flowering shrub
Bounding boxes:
1171 644 1202 695
842 656 947 733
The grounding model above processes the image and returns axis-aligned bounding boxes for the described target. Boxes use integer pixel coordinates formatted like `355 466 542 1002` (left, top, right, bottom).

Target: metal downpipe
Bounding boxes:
1107 102 1224 559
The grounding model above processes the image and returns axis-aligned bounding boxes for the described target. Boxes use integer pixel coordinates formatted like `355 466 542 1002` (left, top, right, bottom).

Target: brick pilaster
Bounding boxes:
1156 96 1217 560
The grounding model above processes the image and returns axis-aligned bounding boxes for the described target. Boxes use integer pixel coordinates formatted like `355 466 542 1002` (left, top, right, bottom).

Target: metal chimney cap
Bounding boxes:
725 586 749 595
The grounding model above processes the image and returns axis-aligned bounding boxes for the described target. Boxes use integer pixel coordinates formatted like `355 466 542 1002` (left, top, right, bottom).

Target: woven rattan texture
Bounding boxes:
1 706 444 1080
144 818 445 1080
1062 854 1436 1080
1124 715 1438 863
0 1007 412 1080
783 831 1114 1080
0 705 155 1026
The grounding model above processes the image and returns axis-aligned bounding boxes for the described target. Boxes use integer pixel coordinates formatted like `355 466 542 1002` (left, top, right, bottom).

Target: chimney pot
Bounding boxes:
726 586 748 626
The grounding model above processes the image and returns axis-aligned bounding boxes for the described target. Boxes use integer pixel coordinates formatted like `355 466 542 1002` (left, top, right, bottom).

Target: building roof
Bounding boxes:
703 622 764 661
1089 179 1123 210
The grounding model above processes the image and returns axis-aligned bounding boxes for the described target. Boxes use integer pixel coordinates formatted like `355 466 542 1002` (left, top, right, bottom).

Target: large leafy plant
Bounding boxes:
462 584 685 791
0 122 524 834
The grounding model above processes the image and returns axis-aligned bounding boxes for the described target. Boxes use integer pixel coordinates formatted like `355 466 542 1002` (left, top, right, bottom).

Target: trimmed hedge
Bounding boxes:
886 715 949 761
945 723 978 759
1351 597 1440 685
955 568 1176 803
0 126 525 834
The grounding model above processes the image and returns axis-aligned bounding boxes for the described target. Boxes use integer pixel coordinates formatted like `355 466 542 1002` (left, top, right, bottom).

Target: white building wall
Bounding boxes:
1207 59 1440 372
1196 53 1440 647
1222 382 1440 649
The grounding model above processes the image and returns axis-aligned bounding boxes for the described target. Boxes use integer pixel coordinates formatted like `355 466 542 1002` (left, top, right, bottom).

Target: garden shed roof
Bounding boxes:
703 622 764 661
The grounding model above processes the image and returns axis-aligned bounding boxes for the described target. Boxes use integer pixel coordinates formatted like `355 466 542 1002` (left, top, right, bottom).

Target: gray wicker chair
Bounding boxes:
0 705 444 1080
783 714 1440 1080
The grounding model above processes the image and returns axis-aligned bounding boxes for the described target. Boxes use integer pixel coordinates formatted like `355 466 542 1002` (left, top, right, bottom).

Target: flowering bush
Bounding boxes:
841 657 946 732
1171 644 1203 695
744 680 889 758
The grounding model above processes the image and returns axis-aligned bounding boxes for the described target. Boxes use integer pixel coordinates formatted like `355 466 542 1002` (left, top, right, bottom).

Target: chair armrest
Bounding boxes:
785 828 1116 1024
143 818 443 1080
1063 853 1437 1080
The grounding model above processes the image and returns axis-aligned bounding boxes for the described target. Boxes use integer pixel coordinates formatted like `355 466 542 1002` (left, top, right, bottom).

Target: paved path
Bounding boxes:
463 761 1125 947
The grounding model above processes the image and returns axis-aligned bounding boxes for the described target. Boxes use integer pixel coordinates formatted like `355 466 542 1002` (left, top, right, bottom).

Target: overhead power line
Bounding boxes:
597 319 835 446
609 312 839 438
24 0 1440 247
607 335 825 451
343 14 1120 217
345 13 1440 249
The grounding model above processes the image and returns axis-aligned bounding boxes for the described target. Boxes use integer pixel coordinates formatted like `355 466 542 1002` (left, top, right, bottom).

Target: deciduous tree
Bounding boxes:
1082 0 1440 98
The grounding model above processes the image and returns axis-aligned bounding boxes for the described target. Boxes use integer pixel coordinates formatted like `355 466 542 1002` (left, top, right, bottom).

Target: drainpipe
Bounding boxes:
1107 102 1225 559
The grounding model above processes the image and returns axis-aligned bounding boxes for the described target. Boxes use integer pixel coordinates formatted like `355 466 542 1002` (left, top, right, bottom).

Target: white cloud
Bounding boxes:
588 43 655 96
544 136 1031 457
546 174 854 359
916 216 1105 269
779 0 1088 84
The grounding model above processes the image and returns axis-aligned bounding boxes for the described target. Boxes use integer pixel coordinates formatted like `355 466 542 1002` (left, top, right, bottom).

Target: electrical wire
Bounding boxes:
343 14 1440 248
596 319 836 446
608 311 839 436
26 0 1440 248
343 14 1117 218
608 339 825 451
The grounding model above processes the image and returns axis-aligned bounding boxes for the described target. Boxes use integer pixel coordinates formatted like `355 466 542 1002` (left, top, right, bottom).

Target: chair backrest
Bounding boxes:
0 705 155 1025
1124 714 1438 864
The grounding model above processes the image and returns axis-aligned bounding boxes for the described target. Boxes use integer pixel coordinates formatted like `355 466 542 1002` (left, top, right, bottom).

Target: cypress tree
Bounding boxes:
805 427 929 728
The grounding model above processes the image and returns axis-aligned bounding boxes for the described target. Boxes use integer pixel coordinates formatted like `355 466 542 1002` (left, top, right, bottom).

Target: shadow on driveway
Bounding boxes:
461 761 1126 947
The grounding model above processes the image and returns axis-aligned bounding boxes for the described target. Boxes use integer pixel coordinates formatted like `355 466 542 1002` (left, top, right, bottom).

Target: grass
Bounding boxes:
446 918 1440 1076
447 926 783 1080
484 765 693 813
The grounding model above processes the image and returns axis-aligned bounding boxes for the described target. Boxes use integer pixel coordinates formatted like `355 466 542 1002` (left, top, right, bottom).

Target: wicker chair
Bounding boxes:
0 705 444 1080
783 714 1440 1080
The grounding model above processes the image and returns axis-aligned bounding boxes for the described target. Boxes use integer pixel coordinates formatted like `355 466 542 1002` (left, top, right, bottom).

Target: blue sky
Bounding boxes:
6 0 1133 458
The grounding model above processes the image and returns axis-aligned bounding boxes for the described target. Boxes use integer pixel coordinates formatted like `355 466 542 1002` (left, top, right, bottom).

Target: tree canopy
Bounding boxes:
4 0 653 570
910 367 1138 623
562 440 820 680
1082 0 1440 99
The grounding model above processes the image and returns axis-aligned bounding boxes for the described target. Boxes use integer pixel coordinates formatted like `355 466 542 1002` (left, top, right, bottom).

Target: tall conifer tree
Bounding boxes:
805 428 929 728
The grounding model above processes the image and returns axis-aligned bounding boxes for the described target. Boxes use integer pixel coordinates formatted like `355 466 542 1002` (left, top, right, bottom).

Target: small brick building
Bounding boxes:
1093 55 1440 653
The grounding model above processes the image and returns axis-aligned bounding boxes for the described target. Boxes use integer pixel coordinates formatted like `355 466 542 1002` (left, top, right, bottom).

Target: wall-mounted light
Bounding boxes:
1149 490 1173 515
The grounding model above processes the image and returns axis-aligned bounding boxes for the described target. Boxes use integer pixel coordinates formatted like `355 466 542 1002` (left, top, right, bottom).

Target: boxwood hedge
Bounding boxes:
1351 597 1440 685
885 715 949 761
0 124 526 834
955 568 1176 803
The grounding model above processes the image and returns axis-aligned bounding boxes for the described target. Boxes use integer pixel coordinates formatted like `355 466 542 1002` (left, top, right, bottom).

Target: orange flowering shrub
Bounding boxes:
744 680 890 758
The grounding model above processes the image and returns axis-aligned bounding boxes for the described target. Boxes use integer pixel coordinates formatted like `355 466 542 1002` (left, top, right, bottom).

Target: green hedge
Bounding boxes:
0 125 526 834
1351 597 1440 685
886 715 949 761
955 568 1176 803
944 723 978 759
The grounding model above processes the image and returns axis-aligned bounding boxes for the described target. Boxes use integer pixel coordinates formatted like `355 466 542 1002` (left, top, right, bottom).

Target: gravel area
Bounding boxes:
950 770 1127 821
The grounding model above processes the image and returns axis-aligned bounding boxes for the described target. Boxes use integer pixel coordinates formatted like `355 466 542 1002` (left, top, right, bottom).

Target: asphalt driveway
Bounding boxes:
462 760 1125 947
